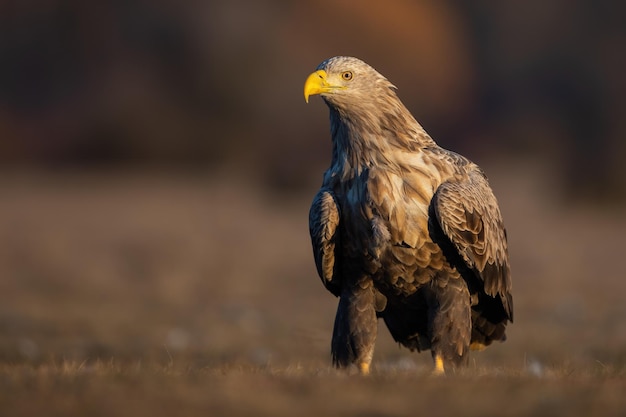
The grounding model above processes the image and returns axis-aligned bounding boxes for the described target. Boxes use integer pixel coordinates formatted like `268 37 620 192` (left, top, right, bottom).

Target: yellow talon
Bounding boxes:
358 362 370 375
432 355 445 375
470 342 487 351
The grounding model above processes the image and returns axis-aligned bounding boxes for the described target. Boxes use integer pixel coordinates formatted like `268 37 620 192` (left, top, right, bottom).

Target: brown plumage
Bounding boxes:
305 56 513 374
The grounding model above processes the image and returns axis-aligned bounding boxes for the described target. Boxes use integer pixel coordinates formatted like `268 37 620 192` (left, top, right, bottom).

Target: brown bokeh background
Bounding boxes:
0 2 625 416
1 1 625 198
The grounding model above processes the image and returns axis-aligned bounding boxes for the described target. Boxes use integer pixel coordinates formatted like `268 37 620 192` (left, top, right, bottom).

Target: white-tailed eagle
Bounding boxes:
305 56 513 375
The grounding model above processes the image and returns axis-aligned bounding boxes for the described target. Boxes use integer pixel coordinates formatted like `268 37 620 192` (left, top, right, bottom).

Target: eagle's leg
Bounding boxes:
331 278 377 375
427 278 471 374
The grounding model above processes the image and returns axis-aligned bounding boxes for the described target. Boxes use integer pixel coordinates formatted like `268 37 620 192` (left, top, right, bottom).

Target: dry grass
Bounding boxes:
0 165 624 416
1 360 624 417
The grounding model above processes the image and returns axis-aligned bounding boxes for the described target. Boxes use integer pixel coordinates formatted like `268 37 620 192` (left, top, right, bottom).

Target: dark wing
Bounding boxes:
431 170 513 321
309 188 341 296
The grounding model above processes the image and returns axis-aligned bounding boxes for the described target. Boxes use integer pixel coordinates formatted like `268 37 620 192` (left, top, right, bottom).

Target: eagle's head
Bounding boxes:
303 56 431 155
303 56 398 111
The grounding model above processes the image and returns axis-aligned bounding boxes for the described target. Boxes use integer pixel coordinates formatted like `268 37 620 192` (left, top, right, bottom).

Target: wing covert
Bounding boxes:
309 189 341 296
431 171 512 320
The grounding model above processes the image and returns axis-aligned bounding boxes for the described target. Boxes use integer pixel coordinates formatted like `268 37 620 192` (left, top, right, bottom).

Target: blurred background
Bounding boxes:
0 0 625 375
1 0 625 197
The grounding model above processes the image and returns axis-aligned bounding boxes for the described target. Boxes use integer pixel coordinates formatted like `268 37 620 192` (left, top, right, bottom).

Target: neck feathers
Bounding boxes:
327 92 435 176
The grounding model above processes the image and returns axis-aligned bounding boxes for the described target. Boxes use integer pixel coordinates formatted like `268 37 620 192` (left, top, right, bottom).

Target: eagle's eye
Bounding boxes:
341 71 353 81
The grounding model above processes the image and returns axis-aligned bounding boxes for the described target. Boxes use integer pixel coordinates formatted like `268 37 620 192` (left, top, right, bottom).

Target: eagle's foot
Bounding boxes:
431 354 445 376
358 362 371 375
470 342 487 351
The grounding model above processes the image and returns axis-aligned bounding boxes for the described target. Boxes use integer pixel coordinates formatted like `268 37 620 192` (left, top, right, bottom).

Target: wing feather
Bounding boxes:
309 189 341 296
432 170 513 320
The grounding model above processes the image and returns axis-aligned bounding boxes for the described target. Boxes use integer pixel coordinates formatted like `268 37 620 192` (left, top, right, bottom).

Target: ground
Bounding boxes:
0 164 624 416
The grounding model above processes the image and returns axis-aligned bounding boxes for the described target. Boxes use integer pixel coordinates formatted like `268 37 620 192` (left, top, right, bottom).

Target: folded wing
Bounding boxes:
309 189 341 296
431 170 513 321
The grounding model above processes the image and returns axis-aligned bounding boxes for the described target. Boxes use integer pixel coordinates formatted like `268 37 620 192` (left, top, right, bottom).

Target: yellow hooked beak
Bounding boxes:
304 70 345 103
